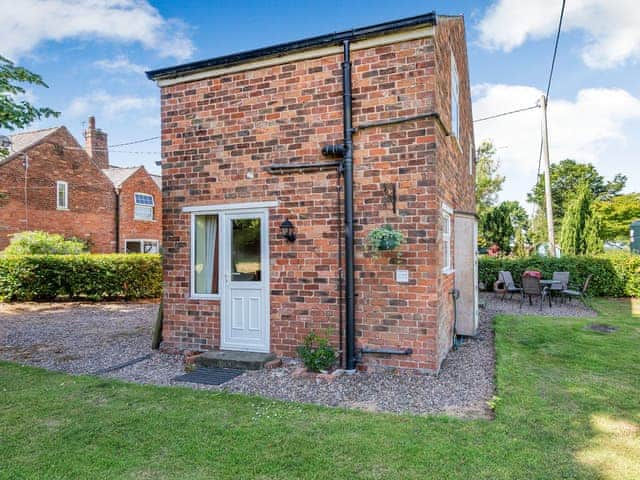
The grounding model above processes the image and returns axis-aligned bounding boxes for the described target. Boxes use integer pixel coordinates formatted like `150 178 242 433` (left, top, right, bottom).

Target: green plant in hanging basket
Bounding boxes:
366 225 405 254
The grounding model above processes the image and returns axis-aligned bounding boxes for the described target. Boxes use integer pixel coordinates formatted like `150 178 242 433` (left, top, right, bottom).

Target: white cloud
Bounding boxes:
478 0 640 68
67 90 157 118
0 0 194 61
94 56 148 75
473 84 640 205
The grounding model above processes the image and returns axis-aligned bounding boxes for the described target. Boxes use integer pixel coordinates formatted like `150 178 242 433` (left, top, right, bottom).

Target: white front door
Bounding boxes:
221 210 270 352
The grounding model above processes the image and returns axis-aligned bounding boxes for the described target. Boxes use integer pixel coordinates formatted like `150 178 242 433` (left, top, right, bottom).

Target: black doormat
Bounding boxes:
173 367 244 385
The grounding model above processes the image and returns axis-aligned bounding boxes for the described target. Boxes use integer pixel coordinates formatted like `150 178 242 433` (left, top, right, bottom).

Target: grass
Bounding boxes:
1 298 639 479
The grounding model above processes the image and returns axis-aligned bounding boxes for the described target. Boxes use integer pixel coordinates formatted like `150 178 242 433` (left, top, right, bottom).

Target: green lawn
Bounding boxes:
1 299 639 479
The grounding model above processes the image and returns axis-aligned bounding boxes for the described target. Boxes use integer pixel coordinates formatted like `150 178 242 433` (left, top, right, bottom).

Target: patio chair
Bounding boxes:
562 274 592 306
498 271 523 301
520 274 551 310
550 271 570 302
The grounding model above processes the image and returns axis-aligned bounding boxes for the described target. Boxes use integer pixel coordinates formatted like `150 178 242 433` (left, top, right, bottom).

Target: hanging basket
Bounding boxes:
367 225 405 254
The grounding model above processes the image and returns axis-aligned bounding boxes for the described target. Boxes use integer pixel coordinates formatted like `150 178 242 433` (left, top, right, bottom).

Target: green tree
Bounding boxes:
479 202 514 253
1 55 59 155
528 159 626 221
475 140 505 215
593 193 640 241
559 184 602 255
584 213 604 255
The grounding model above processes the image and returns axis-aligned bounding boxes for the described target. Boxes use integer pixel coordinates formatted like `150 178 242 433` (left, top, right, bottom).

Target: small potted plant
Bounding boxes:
366 224 405 254
297 331 336 373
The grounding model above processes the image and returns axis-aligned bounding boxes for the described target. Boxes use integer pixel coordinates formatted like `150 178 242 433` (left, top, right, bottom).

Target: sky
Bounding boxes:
1 0 638 208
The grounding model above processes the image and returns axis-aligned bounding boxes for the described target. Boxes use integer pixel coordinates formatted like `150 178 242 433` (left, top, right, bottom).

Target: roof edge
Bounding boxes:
147 12 436 81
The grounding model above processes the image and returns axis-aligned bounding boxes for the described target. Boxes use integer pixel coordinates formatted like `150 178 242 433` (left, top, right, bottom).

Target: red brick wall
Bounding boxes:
117 167 162 252
434 17 476 365
159 20 474 372
0 128 117 252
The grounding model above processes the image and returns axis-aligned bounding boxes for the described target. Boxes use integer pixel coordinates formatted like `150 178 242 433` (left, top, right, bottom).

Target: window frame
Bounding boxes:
124 239 159 254
56 181 68 210
190 213 221 300
442 202 454 274
134 192 155 221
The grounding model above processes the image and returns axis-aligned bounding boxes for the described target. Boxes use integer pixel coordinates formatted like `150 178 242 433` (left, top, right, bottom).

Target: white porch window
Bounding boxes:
442 203 453 273
134 193 154 220
193 214 219 296
56 181 68 209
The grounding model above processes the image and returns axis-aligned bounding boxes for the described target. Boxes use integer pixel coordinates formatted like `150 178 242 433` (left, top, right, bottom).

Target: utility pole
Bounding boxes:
540 94 556 256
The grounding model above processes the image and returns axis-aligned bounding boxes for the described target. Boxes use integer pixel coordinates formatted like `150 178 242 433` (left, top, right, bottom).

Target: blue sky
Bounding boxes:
2 0 639 207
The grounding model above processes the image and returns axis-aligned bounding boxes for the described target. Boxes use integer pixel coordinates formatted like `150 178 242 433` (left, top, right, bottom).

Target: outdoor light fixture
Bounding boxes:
280 218 296 242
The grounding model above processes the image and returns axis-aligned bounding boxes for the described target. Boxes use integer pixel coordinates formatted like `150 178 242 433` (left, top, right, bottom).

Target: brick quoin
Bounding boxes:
151 14 475 373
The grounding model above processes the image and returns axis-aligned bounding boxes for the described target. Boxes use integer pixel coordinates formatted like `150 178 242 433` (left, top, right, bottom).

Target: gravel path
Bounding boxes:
0 295 600 416
480 291 597 317
0 300 497 417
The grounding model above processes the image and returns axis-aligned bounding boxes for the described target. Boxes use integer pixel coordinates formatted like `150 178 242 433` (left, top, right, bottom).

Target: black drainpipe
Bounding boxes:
341 40 356 371
320 41 356 370
114 188 120 253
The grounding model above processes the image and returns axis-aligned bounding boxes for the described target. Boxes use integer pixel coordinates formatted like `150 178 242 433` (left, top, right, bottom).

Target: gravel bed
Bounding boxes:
480 291 597 317
0 302 157 374
2 293 597 416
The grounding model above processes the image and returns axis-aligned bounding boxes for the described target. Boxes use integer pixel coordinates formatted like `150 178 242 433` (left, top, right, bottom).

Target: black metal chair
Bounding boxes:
498 271 523 301
550 271 570 303
562 274 592 306
521 274 551 310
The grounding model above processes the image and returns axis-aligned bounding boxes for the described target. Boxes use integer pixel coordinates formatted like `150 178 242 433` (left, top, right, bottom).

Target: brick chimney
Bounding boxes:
84 116 109 169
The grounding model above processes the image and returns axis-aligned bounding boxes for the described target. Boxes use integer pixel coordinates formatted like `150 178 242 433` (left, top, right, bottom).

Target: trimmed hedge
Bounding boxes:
0 254 162 301
479 252 640 297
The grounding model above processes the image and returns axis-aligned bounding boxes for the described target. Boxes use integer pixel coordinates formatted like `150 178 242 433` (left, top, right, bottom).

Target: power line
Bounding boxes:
108 136 160 148
545 0 567 100
473 104 538 123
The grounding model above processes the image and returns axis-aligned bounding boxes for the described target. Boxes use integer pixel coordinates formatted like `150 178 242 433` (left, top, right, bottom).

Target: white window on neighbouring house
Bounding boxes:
125 239 159 254
442 203 453 273
450 50 460 140
134 193 154 220
192 214 219 296
56 181 68 209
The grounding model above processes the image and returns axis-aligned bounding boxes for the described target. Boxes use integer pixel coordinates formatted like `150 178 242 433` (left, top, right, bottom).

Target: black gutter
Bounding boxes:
146 12 436 81
342 40 356 371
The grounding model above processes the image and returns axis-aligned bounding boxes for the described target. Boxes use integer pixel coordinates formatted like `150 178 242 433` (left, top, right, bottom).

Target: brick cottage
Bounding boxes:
0 118 162 253
148 12 478 372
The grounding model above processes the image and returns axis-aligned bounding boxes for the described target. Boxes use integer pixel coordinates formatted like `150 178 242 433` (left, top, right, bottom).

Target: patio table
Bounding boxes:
540 279 562 304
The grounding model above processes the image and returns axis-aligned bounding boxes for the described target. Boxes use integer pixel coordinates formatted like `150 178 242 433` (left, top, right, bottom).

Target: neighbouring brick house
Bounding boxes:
0 117 162 253
148 12 477 372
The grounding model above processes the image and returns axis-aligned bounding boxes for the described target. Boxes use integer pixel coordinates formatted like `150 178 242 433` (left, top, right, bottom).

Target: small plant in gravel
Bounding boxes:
297 331 336 373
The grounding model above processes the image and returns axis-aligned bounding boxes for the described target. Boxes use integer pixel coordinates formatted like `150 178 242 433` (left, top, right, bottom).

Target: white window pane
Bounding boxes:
143 241 158 253
135 193 154 206
135 205 153 220
194 215 218 294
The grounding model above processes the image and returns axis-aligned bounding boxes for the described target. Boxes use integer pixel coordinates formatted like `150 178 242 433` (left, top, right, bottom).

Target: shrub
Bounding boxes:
479 252 640 297
297 331 337 372
3 231 88 255
0 254 162 301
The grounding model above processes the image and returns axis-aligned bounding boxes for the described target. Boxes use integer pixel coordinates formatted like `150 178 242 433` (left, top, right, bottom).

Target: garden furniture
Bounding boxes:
521 274 551 310
498 271 523 301
562 274 592 306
